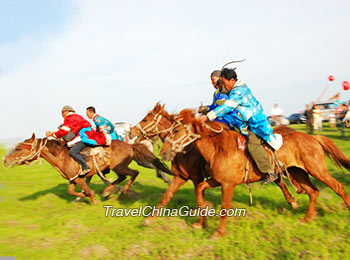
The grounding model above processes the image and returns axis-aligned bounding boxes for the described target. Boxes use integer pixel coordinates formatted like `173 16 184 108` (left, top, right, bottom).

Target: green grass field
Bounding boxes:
1 124 350 259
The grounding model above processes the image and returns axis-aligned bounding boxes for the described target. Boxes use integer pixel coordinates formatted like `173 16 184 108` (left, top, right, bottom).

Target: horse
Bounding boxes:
4 133 173 204
129 103 299 227
159 109 350 238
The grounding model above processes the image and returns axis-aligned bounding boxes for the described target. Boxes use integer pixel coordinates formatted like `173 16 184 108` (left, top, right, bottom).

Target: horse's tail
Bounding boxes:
131 143 174 176
313 135 350 171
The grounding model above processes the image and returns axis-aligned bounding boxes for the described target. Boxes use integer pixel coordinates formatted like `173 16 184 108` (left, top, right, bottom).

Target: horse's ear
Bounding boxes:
30 133 36 141
161 104 165 110
154 102 161 111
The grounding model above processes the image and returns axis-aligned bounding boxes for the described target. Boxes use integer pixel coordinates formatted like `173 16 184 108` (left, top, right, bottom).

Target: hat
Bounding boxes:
62 105 75 112
211 70 221 78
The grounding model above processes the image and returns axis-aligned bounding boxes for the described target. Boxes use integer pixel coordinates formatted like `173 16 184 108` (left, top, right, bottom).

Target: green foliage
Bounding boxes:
0 124 350 259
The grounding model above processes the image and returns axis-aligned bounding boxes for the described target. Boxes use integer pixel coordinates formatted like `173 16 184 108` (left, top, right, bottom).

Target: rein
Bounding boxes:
136 111 176 143
14 139 48 166
164 123 201 153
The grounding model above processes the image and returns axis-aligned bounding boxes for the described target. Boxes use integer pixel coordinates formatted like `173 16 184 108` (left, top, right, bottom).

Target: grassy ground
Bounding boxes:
0 123 350 259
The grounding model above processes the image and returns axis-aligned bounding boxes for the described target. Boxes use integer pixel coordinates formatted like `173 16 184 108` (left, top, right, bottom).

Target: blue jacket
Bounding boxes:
205 88 243 131
93 114 115 134
207 80 273 141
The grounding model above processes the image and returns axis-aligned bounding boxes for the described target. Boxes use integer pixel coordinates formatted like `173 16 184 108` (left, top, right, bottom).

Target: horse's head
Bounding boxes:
4 133 43 167
159 109 200 161
129 102 171 142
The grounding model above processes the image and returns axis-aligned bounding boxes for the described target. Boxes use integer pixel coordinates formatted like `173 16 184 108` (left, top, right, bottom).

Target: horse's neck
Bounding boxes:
194 129 239 165
157 115 173 141
193 136 217 164
40 145 69 176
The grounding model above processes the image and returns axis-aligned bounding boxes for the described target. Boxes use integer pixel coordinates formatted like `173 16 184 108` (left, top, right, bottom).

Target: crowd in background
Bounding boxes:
271 98 350 139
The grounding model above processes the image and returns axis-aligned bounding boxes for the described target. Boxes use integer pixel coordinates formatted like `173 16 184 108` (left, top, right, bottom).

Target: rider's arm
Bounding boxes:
207 89 244 121
53 118 71 138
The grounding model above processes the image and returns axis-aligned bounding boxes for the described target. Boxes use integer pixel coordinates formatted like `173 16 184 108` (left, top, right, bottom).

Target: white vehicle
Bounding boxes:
113 121 153 151
113 121 133 143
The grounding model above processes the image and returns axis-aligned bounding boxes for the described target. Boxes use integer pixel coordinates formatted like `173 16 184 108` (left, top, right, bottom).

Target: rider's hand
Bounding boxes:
46 131 53 137
198 106 207 114
198 115 208 123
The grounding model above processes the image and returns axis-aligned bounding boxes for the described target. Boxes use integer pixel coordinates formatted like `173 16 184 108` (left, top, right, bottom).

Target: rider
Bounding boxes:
199 70 228 114
199 68 280 185
46 105 92 176
86 106 121 142
199 70 243 129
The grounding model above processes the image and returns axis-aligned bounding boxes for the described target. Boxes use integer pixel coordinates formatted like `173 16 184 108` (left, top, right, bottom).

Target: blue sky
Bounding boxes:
1 0 349 139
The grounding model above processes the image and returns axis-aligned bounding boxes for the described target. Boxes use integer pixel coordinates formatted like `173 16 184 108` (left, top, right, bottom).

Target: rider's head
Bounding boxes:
86 106 96 119
220 68 238 92
210 70 221 89
61 105 75 118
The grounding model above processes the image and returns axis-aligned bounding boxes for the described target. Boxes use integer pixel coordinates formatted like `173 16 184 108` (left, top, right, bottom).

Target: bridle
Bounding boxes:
11 138 48 166
164 122 201 153
136 111 176 143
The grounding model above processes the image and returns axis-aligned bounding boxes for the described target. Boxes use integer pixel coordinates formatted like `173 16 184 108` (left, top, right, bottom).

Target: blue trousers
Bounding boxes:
69 142 89 170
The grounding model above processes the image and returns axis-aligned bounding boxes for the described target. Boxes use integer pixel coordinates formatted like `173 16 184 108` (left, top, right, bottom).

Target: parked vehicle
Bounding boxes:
313 101 336 122
113 121 133 143
288 113 306 124
267 115 290 126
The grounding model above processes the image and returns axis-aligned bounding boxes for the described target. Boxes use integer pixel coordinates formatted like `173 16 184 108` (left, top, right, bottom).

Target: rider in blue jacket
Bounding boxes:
200 68 280 185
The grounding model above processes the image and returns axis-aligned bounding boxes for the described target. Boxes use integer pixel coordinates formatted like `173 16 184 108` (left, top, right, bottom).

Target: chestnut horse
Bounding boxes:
4 133 173 204
160 109 350 237
129 103 299 226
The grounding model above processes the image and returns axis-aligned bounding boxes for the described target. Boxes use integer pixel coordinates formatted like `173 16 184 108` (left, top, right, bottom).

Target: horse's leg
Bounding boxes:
193 178 221 229
67 181 86 198
85 176 92 186
307 166 350 212
102 174 127 198
289 168 319 221
74 177 97 205
143 175 187 226
156 169 172 184
120 168 139 193
274 176 299 210
211 183 236 238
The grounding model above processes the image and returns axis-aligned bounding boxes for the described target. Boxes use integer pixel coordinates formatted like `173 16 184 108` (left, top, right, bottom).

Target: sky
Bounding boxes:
0 0 349 140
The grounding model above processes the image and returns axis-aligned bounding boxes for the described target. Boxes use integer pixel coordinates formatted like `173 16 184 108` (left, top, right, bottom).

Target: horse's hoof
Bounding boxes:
192 222 204 230
142 217 154 226
72 197 84 203
210 230 226 239
91 200 98 205
300 217 312 223
103 186 122 198
291 200 299 210
102 190 112 198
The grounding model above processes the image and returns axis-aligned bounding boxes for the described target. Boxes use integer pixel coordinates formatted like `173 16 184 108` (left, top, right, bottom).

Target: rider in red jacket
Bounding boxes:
46 105 92 176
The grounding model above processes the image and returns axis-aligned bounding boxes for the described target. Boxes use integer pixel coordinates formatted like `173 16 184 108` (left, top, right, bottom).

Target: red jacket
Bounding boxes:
53 113 91 139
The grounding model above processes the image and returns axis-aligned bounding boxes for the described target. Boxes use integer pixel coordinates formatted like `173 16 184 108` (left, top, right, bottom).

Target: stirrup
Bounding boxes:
261 172 278 185
79 168 91 177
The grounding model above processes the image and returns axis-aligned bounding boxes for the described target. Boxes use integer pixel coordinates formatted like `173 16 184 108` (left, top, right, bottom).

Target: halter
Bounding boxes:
164 122 201 153
11 138 48 166
136 111 176 143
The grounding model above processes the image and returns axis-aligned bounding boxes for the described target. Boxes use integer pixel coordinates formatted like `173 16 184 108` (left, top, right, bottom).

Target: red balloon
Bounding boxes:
328 75 335 81
343 81 349 91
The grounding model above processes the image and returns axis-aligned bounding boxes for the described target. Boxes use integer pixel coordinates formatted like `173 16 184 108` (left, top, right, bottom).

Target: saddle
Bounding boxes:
81 146 111 164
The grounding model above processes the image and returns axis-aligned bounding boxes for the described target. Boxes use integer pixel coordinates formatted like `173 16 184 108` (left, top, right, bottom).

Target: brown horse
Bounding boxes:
160 109 350 237
4 133 173 204
129 103 299 226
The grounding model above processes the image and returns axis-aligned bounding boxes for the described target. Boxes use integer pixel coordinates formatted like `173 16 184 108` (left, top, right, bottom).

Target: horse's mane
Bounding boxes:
273 125 297 136
177 109 239 154
46 139 68 156
152 102 174 122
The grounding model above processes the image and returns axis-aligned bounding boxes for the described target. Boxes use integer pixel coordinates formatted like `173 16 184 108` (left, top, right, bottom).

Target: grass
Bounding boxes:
0 123 350 259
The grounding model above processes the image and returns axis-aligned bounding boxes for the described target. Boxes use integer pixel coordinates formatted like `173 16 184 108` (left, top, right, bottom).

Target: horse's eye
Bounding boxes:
174 129 179 134
142 119 147 122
